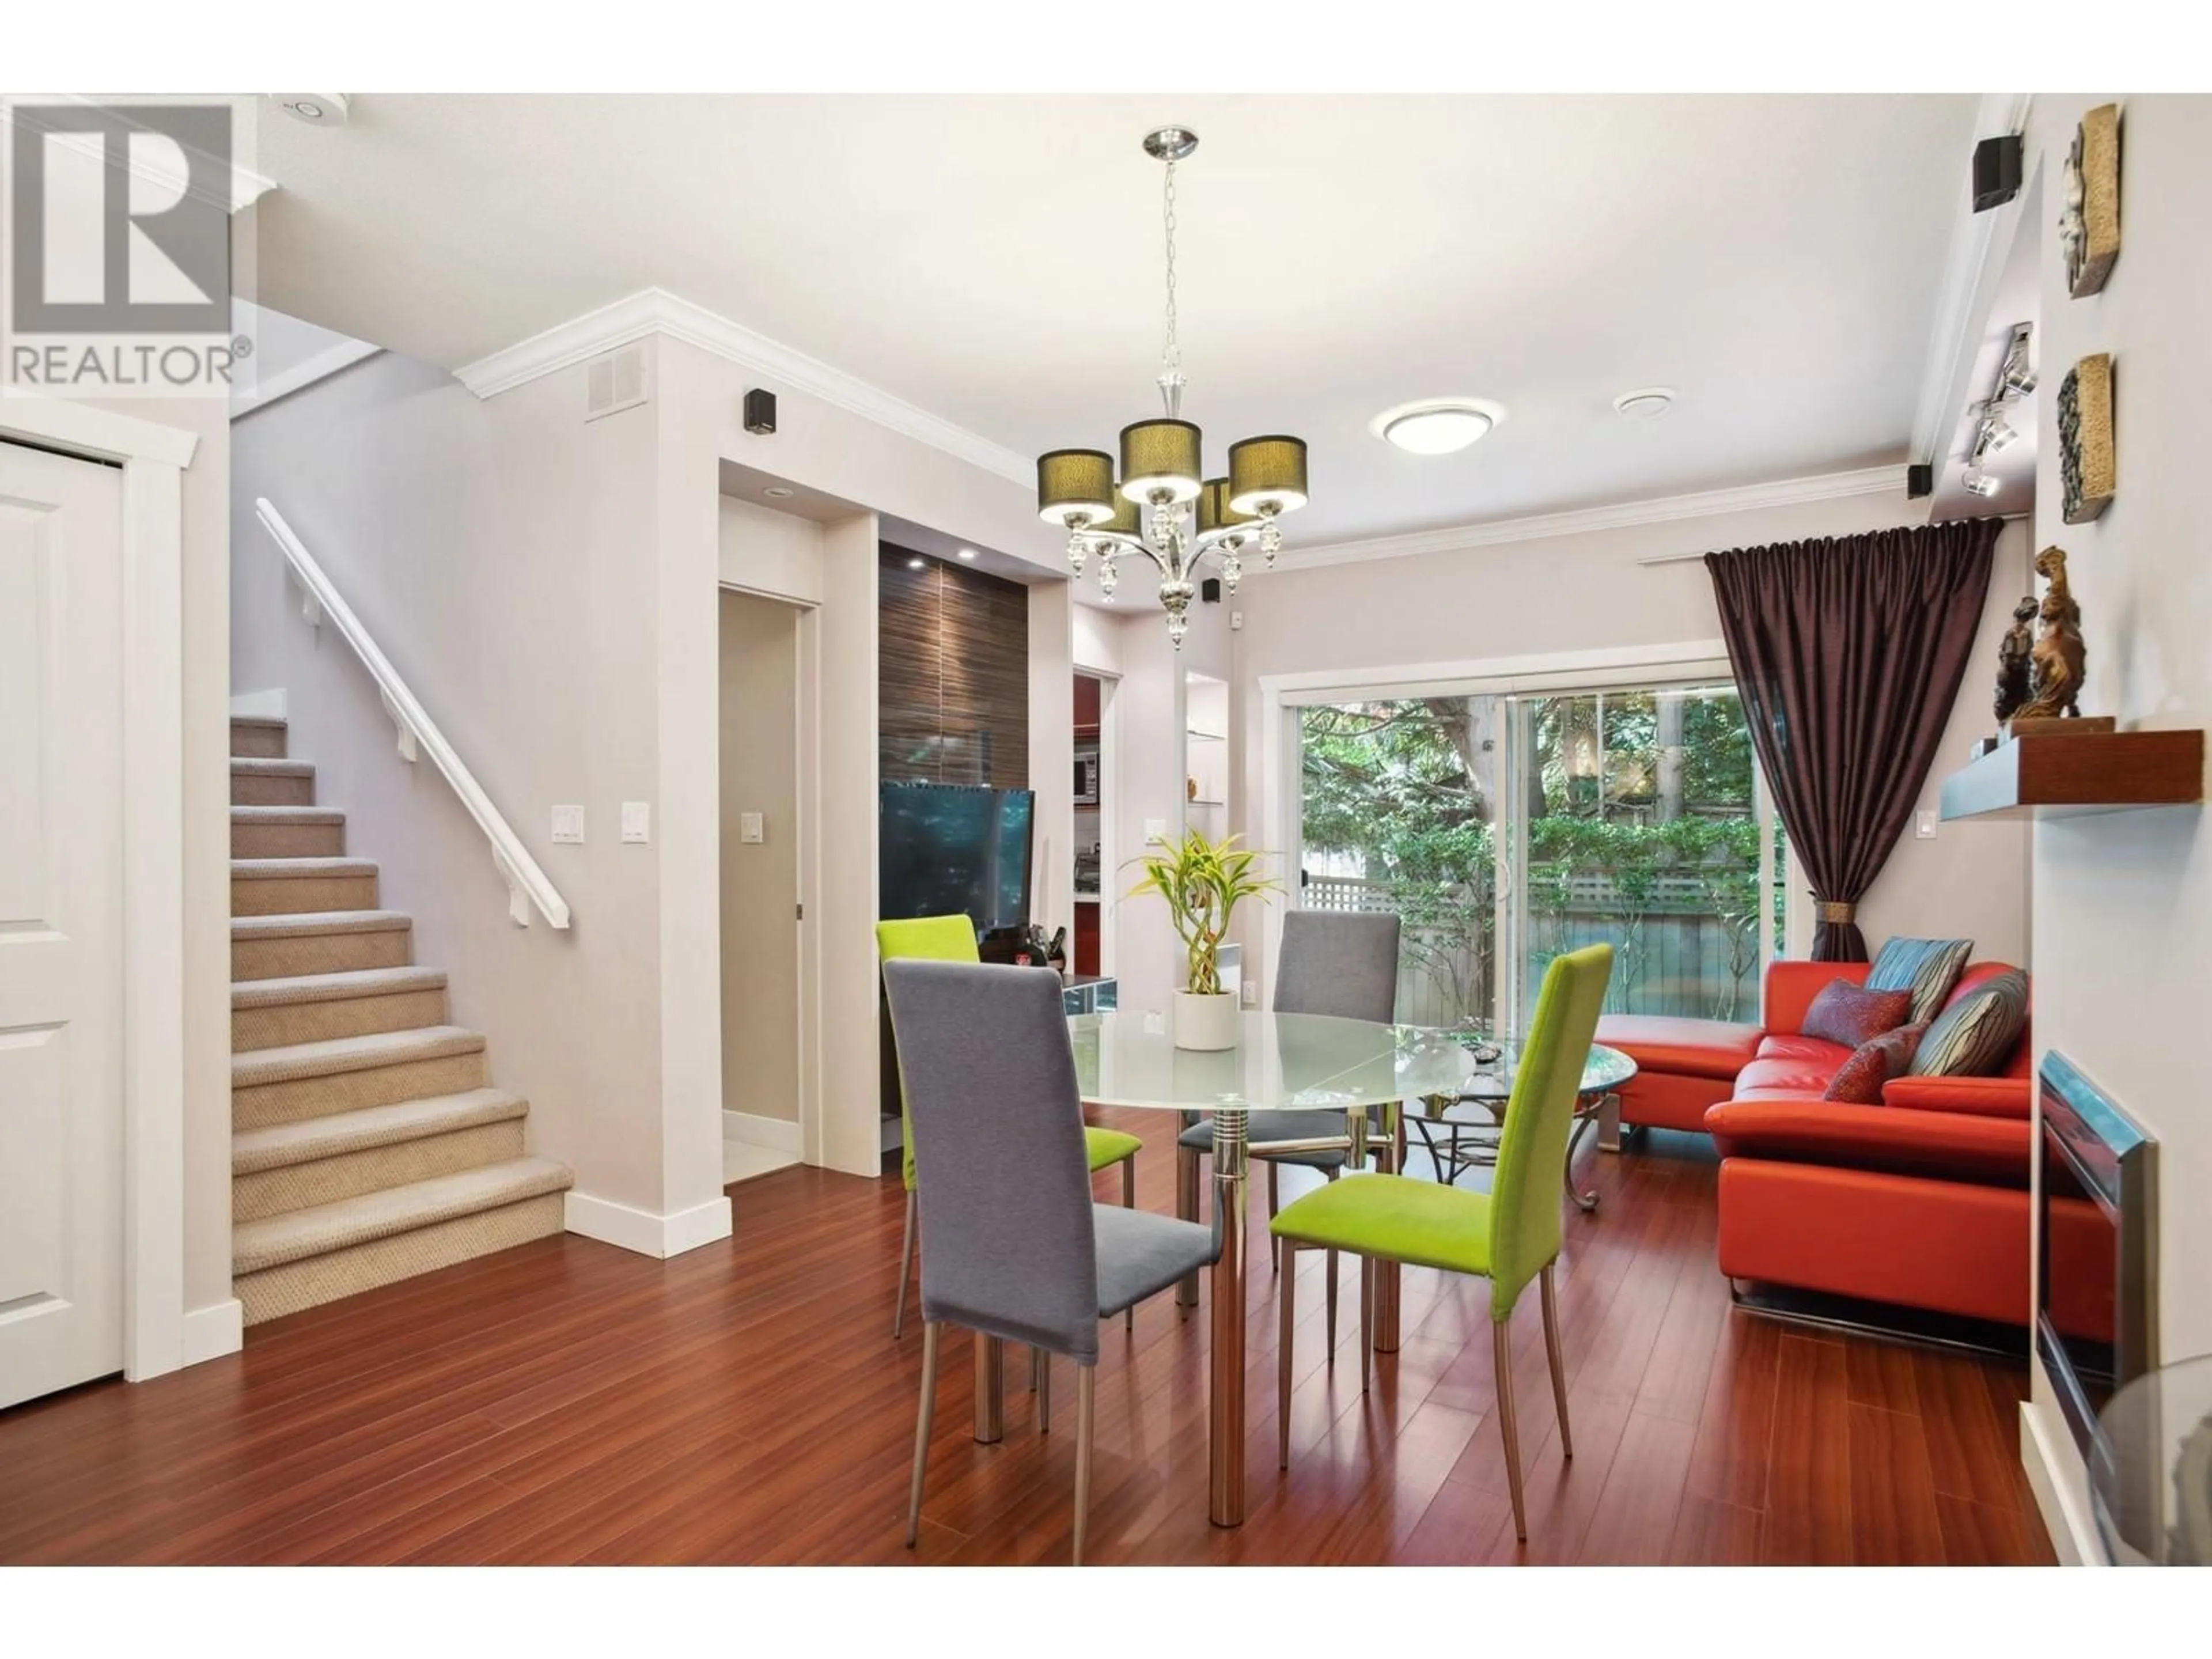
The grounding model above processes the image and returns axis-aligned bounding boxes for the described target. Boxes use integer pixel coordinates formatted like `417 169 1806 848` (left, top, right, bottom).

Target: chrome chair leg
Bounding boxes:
1122 1157 1137 1331
1278 1240 1297 1469
1267 1161 1281 1274
1176 1142 1202 1309
1029 1346 1040 1392
1541 1260 1572 1460
1494 1319 1527 1540
906 1321 941 1547
1359 1256 1374 1395
1038 1349 1051 1434
1073 1363 1097 1566
893 1188 917 1339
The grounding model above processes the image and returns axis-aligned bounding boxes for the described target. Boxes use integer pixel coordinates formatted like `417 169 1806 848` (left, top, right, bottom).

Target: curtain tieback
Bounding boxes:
1815 900 1858 923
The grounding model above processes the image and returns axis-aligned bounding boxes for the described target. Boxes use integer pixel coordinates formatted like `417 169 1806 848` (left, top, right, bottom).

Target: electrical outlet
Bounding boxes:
740 811 764 844
1142 1010 1166 1035
1915 809 1938 840
551 805 585 844
1241 979 1259 1007
1144 817 1168 844
621 801 651 844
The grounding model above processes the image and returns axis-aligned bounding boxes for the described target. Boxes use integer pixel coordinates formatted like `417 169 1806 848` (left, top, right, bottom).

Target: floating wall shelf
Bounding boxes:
1939 729 2205 821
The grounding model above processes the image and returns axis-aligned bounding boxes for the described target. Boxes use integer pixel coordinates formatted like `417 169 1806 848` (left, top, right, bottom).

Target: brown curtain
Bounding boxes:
1705 520 1999 961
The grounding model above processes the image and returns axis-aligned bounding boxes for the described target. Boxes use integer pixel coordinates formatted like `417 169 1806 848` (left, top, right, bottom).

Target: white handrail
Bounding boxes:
255 498 571 930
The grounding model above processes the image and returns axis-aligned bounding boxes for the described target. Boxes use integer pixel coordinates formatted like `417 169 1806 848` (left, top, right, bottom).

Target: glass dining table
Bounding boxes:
1064 1006 1476 1527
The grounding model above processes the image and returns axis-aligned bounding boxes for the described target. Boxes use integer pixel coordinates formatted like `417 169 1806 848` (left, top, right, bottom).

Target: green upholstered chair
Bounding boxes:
1268 942 1613 1541
876 915 1143 1340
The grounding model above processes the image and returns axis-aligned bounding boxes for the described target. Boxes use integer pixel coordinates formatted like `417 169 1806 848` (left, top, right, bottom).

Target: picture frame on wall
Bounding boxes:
2059 354 2116 525
2060 103 2122 299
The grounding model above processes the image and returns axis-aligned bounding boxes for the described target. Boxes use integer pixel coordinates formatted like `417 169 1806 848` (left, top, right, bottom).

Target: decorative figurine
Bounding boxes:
1994 595 2039 724
2018 546 2087 721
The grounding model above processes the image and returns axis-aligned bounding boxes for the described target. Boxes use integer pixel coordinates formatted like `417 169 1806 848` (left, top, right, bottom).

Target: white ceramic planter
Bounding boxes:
1174 990 1240 1051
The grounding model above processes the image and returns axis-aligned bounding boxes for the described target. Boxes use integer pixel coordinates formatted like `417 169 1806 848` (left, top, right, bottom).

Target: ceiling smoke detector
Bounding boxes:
272 93 349 127
1612 387 1676 420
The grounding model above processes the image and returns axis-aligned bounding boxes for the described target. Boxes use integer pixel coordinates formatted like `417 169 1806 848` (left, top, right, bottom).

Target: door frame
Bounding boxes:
1 397 197 1384
717 581 824 1169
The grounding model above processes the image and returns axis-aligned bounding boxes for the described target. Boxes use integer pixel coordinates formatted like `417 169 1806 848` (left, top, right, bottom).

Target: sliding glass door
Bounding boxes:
1296 677 1774 1032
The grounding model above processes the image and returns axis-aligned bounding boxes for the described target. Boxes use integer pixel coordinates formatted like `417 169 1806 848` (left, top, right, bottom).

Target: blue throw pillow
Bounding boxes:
1865 936 1974 1025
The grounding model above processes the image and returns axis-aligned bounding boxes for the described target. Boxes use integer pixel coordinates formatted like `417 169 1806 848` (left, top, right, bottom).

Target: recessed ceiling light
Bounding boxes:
907 557 927 570
1370 397 1506 455
1613 387 1677 419
762 486 794 499
956 547 979 560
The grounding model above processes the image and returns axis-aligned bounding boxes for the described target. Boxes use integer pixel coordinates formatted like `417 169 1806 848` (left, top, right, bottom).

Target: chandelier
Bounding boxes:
1035 127 1309 647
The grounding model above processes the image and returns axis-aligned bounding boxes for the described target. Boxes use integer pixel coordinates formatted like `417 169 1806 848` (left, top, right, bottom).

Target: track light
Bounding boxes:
1962 467 2001 498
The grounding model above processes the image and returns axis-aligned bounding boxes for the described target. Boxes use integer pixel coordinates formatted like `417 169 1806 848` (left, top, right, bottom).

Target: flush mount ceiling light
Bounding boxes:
956 547 978 560
1612 387 1677 420
1036 127 1308 648
271 93 349 126
1369 397 1506 455
906 556 926 570
762 486 794 499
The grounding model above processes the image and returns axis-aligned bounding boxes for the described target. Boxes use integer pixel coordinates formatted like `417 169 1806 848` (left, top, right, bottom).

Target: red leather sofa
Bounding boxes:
1596 960 2038 1327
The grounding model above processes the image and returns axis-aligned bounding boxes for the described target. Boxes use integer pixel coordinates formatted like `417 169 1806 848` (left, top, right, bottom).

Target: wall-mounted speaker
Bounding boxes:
1907 463 1935 499
744 388 777 435
1972 134 2022 213
1200 577 1222 604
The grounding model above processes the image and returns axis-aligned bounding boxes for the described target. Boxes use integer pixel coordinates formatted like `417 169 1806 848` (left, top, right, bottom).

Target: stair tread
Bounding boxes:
232 1023 484 1088
230 756 314 777
232 964 448 1010
233 1087 527 1175
232 805 344 825
232 908 411 940
233 1156 572 1275
232 855 376 878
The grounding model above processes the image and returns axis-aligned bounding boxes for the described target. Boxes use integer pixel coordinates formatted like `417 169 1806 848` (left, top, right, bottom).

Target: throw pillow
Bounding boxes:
1908 969 2030 1077
1866 936 1975 1024
1801 978 1915 1049
1824 1023 1928 1104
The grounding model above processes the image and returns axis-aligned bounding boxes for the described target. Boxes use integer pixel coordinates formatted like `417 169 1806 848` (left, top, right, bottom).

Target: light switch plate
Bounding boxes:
1144 817 1168 844
551 805 585 844
1915 809 1938 840
1142 1010 1166 1035
1241 980 1259 1007
740 811 764 844
621 801 651 844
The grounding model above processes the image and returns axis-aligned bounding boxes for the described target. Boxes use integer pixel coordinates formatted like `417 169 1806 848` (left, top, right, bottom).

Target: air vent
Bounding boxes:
585 344 649 422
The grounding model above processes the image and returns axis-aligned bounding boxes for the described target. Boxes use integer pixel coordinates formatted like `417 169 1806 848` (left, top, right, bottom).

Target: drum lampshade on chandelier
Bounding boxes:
1036 128 1309 647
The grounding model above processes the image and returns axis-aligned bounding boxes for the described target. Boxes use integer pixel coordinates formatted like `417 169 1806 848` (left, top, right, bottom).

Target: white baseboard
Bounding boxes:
229 687 286 720
723 1109 802 1154
179 1298 244 1368
2020 1398 2101 1564
564 1190 733 1260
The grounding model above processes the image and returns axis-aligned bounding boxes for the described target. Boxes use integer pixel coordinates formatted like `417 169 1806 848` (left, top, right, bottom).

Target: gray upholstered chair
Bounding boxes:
1175 910 1402 1345
884 957 1217 1565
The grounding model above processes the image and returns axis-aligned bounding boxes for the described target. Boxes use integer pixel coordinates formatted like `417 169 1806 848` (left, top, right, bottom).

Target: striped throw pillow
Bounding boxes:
1866 936 1974 1025
1907 969 2029 1077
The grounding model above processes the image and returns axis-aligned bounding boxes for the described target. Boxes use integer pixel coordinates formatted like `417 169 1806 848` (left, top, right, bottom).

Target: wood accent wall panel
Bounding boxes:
877 545 1028 789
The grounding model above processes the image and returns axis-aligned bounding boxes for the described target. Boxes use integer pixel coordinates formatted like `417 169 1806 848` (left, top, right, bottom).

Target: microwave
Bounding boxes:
1074 751 1100 805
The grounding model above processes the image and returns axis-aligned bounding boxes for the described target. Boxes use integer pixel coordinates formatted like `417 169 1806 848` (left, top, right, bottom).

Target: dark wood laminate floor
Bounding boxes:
0 1120 2054 1566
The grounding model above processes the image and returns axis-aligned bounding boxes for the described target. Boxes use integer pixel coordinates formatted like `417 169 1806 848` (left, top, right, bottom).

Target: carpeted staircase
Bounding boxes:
229 714 572 1325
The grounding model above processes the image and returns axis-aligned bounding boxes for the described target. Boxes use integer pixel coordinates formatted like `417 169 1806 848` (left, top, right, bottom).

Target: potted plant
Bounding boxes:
1127 830 1278 1051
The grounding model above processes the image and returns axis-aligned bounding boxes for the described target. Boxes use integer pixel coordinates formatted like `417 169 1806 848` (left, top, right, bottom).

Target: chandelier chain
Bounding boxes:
1161 158 1181 387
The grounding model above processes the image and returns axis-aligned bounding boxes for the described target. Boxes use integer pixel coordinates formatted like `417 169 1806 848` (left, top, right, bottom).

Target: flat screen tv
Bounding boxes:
878 782 1035 935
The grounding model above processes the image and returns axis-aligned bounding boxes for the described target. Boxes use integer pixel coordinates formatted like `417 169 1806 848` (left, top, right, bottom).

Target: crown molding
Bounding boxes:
1264 464 1910 574
1908 92 2035 467
453 287 1032 487
7 94 278 214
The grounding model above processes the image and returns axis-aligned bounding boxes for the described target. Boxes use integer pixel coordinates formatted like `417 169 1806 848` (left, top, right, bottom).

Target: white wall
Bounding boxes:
2018 93 2212 1561
230 343 722 1249
1230 487 2033 979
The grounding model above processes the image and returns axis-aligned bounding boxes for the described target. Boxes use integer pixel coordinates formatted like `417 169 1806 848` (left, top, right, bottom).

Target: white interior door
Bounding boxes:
0 440 127 1411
